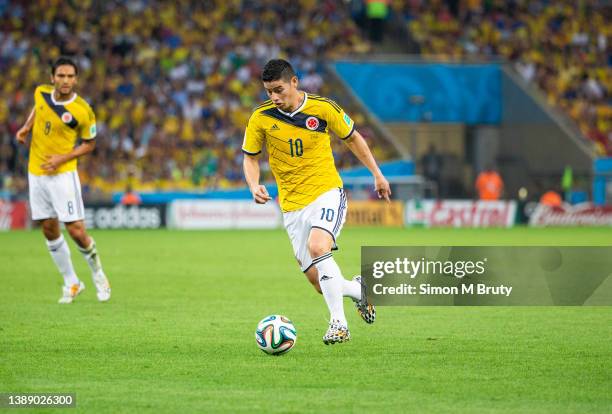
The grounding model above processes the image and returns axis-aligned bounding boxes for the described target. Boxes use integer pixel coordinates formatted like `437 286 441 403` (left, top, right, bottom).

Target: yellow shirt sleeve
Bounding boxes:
79 105 97 140
325 100 355 140
242 112 264 155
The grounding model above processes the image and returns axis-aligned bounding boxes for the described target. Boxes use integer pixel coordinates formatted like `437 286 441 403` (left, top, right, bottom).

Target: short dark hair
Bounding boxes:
262 59 295 82
51 57 78 76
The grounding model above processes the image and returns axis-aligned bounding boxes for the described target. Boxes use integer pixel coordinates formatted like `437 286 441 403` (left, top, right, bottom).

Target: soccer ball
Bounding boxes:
255 315 297 355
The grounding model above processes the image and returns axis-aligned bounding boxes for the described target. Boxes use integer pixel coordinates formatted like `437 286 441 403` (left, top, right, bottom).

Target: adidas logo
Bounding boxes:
270 124 279 131
319 275 333 281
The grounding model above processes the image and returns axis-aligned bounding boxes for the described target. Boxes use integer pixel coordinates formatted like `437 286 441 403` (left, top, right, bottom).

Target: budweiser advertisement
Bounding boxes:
0 200 29 230
529 203 612 227
406 200 517 228
167 200 281 229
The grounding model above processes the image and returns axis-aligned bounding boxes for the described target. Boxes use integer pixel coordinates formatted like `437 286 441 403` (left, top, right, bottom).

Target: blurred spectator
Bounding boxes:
475 164 504 200
120 184 142 206
420 144 443 193
301 68 324 94
561 165 573 202
539 190 562 207
366 0 391 43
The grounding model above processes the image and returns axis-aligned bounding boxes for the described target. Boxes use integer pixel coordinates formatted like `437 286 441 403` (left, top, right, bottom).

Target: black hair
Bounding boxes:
51 57 79 76
261 59 295 82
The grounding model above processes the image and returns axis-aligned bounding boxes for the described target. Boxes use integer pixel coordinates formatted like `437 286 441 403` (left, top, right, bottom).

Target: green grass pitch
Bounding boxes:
1 227 610 413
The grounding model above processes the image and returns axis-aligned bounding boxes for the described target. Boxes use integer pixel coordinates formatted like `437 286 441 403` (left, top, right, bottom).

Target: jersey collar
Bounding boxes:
277 92 307 118
50 89 78 106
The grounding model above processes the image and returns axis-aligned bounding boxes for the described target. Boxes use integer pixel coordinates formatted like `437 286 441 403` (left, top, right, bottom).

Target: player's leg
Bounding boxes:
309 188 375 326
40 217 84 303
307 227 345 323
305 266 360 299
306 188 353 343
308 228 351 344
65 220 103 274
283 209 322 293
304 267 322 293
29 172 83 303
284 201 354 299
351 275 376 324
305 258 373 324
51 171 110 302
65 220 110 302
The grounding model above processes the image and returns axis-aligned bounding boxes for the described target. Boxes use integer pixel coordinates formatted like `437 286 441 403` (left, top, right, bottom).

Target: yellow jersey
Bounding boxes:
29 84 97 175
243 93 355 212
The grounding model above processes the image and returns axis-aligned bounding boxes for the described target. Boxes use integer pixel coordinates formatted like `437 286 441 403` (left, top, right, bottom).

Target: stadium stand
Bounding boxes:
394 0 611 156
0 0 394 199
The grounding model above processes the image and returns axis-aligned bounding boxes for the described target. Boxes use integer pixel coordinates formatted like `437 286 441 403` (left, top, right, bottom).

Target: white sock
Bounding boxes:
314 269 361 300
313 253 347 326
343 279 361 301
46 234 79 286
77 237 103 275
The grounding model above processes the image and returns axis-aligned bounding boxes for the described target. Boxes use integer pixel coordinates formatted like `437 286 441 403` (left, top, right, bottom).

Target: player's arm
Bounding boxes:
41 139 96 173
344 130 392 202
243 153 271 204
325 101 391 201
16 106 36 144
242 112 270 204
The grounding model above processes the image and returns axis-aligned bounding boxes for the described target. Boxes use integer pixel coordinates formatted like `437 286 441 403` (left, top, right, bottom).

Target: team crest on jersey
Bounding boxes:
305 116 319 131
61 112 73 124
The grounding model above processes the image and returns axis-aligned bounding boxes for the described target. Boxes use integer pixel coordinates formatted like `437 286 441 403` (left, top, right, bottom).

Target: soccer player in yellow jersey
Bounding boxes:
16 57 110 304
243 59 391 344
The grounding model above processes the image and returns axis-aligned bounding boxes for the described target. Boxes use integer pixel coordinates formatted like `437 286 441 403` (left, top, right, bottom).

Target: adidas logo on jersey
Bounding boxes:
270 124 279 131
320 274 333 281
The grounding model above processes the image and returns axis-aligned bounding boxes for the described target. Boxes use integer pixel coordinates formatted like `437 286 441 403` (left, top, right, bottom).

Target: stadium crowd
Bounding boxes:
0 0 392 198
395 0 611 155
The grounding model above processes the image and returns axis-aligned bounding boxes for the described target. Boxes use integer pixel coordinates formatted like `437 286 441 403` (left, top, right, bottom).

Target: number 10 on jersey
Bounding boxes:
288 138 303 157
